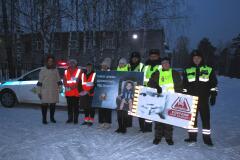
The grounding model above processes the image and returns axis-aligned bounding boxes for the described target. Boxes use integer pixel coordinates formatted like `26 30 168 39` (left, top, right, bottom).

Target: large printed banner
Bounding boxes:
92 71 144 110
129 86 199 129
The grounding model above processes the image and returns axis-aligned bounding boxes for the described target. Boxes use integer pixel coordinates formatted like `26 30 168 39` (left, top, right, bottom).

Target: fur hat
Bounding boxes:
149 49 160 55
131 52 141 59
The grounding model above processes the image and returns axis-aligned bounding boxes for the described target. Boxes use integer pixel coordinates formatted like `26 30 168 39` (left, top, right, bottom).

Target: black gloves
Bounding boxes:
210 91 217 106
147 79 162 94
156 86 162 94
210 96 216 106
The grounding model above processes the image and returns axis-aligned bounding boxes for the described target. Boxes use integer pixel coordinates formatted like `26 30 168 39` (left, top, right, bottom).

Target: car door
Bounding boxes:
18 69 41 103
57 67 67 106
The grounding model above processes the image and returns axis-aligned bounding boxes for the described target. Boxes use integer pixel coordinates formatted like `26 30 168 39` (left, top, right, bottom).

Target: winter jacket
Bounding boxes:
37 66 62 103
182 64 218 98
148 69 183 93
78 70 96 96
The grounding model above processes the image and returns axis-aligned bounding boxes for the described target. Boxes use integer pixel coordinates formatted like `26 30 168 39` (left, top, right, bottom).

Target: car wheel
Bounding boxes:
0 91 17 108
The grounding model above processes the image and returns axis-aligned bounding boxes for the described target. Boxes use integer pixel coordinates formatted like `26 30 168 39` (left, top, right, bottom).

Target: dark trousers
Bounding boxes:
127 115 133 127
139 118 152 132
155 122 173 139
84 107 95 118
80 95 95 118
117 110 128 131
98 108 112 124
41 103 56 121
190 96 211 137
66 96 80 122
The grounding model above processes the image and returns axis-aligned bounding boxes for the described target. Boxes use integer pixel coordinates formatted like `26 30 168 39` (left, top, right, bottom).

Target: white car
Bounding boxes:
0 66 82 108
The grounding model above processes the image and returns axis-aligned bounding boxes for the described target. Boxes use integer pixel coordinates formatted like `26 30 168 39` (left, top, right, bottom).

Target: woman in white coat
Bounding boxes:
37 55 62 124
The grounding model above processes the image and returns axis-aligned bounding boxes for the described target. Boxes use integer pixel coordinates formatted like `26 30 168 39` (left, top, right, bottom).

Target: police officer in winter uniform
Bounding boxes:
139 49 162 132
127 52 144 127
64 59 81 124
183 50 218 146
148 57 182 145
78 62 96 126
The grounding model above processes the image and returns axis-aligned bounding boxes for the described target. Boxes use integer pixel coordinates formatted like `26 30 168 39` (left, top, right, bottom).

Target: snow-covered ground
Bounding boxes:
0 76 240 160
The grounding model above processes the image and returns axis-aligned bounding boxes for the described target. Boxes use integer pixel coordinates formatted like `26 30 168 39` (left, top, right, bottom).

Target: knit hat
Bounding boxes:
101 57 112 68
68 59 77 65
161 57 171 63
119 58 127 65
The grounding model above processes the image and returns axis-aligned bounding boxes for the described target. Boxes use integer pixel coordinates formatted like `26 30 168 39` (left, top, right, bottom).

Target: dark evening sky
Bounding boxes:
183 0 240 49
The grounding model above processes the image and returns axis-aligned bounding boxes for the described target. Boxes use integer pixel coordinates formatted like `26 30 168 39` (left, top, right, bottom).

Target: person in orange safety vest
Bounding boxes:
63 59 81 124
78 62 96 126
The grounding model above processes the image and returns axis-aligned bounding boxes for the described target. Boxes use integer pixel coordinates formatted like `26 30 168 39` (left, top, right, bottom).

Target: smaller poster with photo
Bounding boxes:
92 71 144 110
116 80 137 111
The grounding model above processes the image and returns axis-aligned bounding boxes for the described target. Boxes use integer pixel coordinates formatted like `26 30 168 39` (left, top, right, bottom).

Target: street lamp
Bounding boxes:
132 34 138 40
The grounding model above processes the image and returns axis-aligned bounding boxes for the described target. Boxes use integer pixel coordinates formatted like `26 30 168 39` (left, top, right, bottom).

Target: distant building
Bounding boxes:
1 29 165 70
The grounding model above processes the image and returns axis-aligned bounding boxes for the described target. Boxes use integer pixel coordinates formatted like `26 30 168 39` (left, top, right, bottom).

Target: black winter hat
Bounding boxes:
87 62 93 65
191 50 203 58
149 49 160 55
131 51 141 58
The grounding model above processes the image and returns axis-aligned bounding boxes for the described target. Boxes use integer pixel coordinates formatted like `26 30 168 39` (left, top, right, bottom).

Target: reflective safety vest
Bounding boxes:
64 68 81 97
186 66 212 82
132 63 144 72
143 65 162 85
159 69 174 93
81 72 96 96
117 64 129 71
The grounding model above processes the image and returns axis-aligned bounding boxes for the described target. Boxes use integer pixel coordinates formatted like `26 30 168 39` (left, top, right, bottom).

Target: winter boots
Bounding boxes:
82 117 94 126
184 132 197 143
184 133 214 146
41 104 56 124
153 138 174 145
165 139 174 145
153 138 161 145
203 134 213 146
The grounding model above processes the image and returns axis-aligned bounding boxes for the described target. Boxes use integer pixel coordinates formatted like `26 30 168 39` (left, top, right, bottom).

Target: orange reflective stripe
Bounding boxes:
82 72 96 84
65 68 81 84
81 72 95 93
64 68 80 97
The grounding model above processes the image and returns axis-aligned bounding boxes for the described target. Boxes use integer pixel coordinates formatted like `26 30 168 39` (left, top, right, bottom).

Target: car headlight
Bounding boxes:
0 81 6 85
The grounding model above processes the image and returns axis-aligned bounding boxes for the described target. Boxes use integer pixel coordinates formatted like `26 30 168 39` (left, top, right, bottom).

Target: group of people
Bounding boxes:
36 48 218 147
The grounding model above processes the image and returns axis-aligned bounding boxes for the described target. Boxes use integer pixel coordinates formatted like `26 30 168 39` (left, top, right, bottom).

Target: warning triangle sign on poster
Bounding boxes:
171 97 191 112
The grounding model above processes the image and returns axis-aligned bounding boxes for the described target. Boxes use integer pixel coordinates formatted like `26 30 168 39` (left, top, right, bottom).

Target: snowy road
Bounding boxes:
0 76 240 160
